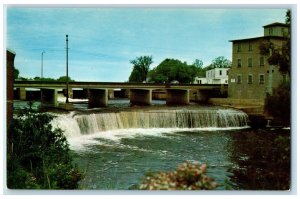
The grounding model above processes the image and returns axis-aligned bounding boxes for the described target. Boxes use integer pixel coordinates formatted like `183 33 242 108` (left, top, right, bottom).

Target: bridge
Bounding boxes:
14 81 227 108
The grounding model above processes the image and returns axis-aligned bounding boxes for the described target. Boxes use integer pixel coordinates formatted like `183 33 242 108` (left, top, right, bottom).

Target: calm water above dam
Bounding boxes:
48 104 290 190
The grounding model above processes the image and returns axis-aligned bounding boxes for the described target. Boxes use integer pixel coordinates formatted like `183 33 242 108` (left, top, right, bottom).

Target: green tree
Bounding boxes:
148 58 201 83
205 56 232 70
14 67 19 79
264 82 290 126
7 111 82 189
57 76 75 82
129 56 153 82
193 59 206 77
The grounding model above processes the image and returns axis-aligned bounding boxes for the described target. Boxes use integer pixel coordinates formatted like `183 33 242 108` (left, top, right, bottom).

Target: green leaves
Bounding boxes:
129 55 153 82
147 58 199 83
7 112 83 189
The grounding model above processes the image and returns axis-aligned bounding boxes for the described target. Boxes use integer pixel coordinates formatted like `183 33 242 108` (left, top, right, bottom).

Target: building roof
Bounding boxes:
263 22 289 28
6 48 16 55
229 35 286 42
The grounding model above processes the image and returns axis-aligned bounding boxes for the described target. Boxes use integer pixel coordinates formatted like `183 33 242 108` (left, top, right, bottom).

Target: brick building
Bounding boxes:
228 22 289 100
7 49 16 128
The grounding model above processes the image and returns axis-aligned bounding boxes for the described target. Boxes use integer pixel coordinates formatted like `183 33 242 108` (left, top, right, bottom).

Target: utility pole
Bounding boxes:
41 51 45 79
66 34 69 103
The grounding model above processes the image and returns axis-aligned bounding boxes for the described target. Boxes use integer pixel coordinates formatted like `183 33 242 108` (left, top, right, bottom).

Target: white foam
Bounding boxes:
67 127 250 152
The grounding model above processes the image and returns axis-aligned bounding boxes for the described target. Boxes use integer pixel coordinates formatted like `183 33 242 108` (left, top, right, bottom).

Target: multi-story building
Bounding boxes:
228 22 289 100
194 68 229 84
206 68 229 84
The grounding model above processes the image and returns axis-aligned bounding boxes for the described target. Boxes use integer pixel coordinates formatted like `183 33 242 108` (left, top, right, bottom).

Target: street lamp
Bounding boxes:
66 34 69 103
41 51 45 80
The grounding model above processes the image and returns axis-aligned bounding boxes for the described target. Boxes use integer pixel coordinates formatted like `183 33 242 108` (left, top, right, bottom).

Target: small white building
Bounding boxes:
194 77 207 84
194 68 230 84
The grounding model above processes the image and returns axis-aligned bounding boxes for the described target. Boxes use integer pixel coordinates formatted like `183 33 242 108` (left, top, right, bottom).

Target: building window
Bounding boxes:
248 42 252 51
237 43 241 52
219 70 222 75
226 70 228 75
237 75 242 84
248 75 253 84
283 74 287 83
248 58 252 67
259 74 265 84
260 57 265 66
269 27 273 35
237 59 242 67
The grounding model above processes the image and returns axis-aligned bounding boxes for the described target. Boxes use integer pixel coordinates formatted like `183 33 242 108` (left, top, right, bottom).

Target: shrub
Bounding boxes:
264 82 290 126
139 161 218 190
7 111 83 189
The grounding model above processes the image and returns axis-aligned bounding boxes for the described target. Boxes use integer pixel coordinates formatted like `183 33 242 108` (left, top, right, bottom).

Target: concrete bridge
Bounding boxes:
14 81 227 108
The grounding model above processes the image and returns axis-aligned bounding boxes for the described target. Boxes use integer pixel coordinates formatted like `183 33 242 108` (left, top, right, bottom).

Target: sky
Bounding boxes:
6 7 287 82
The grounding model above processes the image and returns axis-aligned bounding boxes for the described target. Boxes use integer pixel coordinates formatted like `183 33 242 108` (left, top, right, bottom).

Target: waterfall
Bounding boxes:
52 108 249 138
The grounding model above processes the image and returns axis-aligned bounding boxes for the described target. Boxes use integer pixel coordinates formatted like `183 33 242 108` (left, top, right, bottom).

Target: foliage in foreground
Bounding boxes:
139 161 218 190
264 82 290 126
229 129 290 190
7 111 82 189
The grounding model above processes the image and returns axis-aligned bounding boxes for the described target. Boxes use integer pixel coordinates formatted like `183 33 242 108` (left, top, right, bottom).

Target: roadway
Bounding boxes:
14 81 227 90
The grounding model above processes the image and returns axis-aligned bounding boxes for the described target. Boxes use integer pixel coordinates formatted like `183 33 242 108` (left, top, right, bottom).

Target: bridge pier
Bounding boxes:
88 89 108 107
129 89 152 105
166 89 190 105
15 88 27 100
108 89 114 99
41 88 58 107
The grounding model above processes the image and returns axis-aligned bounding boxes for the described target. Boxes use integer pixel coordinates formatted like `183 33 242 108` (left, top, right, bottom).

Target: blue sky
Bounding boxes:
6 7 287 82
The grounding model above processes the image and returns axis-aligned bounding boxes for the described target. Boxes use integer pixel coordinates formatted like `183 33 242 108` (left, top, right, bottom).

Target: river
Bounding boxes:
14 99 291 190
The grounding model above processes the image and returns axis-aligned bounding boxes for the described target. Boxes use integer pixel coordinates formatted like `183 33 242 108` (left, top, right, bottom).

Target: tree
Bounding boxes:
7 111 82 189
193 59 203 68
57 76 74 82
147 58 201 83
129 56 153 82
206 56 232 70
193 59 206 77
14 67 19 79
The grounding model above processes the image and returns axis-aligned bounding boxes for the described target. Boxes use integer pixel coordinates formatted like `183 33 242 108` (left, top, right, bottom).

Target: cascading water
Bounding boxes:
52 108 249 138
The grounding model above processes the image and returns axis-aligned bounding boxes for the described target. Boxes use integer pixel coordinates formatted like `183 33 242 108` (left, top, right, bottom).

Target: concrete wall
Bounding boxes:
129 89 152 105
209 97 264 107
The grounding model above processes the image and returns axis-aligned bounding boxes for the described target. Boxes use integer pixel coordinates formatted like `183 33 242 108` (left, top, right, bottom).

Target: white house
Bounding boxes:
194 68 230 84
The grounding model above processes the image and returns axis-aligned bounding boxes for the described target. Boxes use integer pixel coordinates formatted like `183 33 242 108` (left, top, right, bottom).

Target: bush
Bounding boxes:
139 161 218 190
7 111 83 189
264 82 290 126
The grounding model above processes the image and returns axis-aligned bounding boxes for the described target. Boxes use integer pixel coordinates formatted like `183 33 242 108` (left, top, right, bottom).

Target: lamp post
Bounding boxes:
41 51 45 79
66 34 69 103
